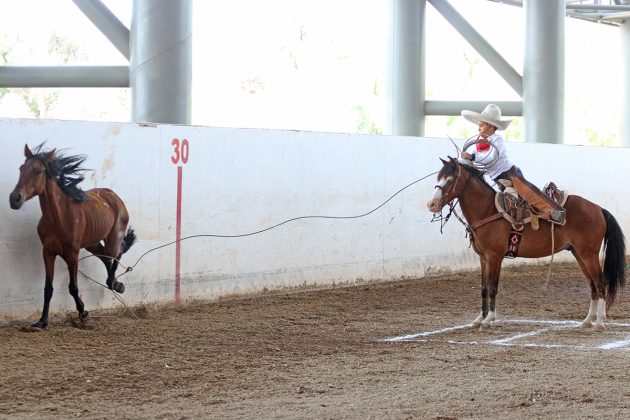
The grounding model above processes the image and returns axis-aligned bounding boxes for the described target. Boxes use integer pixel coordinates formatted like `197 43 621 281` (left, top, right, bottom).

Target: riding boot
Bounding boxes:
508 171 566 226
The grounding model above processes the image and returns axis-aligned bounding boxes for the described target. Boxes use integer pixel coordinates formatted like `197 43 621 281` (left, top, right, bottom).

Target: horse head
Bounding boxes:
9 144 55 210
426 157 470 213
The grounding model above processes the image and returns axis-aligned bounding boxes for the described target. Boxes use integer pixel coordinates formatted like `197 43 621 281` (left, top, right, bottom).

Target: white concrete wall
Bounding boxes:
2 118 629 320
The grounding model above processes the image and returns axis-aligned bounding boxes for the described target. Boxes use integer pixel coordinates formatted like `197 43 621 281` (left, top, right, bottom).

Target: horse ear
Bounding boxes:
24 144 33 158
44 148 56 161
439 158 447 164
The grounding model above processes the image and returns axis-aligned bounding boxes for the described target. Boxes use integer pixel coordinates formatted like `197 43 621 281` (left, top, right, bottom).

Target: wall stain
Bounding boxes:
101 152 115 178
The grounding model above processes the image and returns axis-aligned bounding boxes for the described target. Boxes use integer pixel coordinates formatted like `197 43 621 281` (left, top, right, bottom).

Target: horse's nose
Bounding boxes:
427 199 440 213
9 191 22 210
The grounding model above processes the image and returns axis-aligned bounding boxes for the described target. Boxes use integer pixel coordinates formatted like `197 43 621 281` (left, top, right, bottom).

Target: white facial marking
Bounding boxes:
430 176 452 201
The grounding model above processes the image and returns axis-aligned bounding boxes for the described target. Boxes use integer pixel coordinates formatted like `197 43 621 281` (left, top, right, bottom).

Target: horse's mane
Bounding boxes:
439 158 496 193
30 144 88 202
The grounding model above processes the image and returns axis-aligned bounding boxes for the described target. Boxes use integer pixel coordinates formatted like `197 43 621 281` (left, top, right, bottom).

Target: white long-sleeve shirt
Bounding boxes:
458 133 514 179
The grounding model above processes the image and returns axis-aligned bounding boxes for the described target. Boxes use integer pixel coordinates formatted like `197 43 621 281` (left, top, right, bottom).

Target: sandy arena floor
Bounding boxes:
1 261 630 419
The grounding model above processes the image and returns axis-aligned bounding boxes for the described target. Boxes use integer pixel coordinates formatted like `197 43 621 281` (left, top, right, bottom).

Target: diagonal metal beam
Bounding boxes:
0 66 129 87
428 0 523 96
72 0 130 60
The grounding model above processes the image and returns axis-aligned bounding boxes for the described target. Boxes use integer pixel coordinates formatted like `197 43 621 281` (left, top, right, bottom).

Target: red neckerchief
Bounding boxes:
476 135 490 152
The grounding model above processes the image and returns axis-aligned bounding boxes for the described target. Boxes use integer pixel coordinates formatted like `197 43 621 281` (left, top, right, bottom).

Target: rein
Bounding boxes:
430 199 462 234
468 212 505 231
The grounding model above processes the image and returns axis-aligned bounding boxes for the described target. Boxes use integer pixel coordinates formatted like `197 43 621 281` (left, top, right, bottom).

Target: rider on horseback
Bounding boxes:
458 104 566 225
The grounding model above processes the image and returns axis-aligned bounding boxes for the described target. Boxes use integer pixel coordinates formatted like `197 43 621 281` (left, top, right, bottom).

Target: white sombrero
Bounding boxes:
461 104 512 131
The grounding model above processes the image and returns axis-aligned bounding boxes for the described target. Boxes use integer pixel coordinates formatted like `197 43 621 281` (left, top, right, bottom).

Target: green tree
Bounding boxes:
353 105 382 135
0 32 84 118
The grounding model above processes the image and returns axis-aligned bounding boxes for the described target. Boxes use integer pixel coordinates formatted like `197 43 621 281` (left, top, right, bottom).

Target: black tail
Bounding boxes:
121 227 137 255
602 209 626 307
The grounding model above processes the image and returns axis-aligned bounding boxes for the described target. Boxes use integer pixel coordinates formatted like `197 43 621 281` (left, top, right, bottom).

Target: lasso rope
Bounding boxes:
72 169 439 319
543 223 555 289
462 135 500 170
79 170 440 287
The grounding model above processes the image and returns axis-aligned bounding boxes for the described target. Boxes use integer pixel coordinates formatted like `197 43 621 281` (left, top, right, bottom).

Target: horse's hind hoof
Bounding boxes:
113 282 125 294
80 310 89 319
593 323 605 332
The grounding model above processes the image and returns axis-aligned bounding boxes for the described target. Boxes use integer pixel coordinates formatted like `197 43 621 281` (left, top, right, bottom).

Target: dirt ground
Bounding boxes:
2 261 630 419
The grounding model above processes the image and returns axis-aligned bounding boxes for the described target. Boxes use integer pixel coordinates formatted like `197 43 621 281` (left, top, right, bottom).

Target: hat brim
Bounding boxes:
461 110 512 131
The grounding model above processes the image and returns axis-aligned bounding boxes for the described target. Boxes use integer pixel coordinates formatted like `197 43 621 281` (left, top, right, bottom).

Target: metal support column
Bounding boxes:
621 21 630 147
130 0 192 124
523 0 564 144
386 0 425 136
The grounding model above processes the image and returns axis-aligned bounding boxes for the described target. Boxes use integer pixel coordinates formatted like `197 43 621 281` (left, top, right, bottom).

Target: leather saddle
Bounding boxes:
495 181 568 231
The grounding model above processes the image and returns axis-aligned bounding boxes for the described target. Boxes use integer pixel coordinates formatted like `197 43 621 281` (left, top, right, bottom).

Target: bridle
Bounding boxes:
431 163 474 233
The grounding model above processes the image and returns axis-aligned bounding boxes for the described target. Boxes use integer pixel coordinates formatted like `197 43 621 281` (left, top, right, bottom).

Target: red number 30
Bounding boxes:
171 138 190 165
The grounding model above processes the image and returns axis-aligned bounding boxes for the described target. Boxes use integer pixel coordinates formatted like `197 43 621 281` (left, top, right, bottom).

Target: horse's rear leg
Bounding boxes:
86 244 125 293
572 249 606 331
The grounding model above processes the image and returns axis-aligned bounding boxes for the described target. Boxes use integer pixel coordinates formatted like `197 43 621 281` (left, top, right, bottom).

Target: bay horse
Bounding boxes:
9 144 136 329
426 157 626 331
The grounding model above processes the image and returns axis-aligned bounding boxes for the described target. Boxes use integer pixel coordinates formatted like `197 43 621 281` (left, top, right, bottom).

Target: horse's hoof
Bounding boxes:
113 282 125 294
30 321 47 330
593 323 605 332
480 322 493 331
580 321 593 329
80 310 90 319
471 322 481 329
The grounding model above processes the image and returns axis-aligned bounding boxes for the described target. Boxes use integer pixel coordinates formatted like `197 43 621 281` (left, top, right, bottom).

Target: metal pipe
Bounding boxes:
621 21 630 146
72 0 130 60
130 0 192 124
428 0 523 96
600 11 630 20
524 0 564 144
424 100 522 116
386 0 426 136
566 4 630 10
0 66 129 87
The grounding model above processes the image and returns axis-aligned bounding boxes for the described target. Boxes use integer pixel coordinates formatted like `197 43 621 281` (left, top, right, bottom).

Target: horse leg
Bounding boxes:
481 255 503 329
570 251 596 328
86 244 125 293
33 250 56 329
472 257 488 329
571 249 606 331
64 252 89 320
107 251 125 293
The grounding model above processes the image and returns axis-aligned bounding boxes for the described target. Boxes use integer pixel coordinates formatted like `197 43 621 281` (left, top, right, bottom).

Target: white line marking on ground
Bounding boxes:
384 323 472 342
490 323 578 346
599 338 630 350
384 319 630 350
489 328 552 345
499 319 581 327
